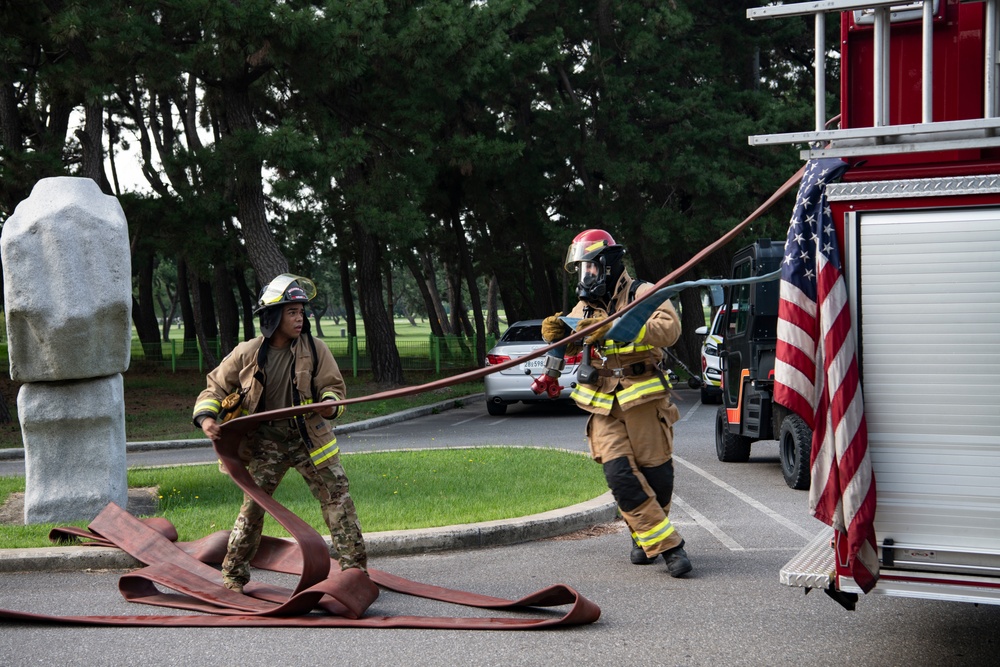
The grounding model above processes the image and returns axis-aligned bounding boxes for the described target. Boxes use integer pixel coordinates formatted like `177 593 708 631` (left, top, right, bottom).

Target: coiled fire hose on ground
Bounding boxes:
0 164 805 628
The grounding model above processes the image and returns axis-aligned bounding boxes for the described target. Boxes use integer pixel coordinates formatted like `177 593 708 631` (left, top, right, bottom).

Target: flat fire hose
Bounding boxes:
0 164 805 628
0 403 600 629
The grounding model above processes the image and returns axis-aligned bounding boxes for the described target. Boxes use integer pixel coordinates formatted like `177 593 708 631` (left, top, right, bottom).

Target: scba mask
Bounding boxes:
577 259 608 301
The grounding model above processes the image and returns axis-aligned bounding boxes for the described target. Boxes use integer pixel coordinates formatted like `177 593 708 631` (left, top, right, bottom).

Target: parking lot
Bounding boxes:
2 387 999 666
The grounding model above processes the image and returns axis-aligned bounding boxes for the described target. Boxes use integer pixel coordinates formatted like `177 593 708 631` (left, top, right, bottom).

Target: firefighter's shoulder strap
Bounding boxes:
628 279 678 398
628 279 648 303
305 332 320 396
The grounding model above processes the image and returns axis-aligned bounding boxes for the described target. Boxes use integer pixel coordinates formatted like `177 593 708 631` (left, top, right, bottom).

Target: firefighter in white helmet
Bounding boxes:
193 274 366 594
543 229 692 577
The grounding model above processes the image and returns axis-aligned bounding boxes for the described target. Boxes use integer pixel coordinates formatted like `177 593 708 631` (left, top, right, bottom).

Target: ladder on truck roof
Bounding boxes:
748 0 1000 160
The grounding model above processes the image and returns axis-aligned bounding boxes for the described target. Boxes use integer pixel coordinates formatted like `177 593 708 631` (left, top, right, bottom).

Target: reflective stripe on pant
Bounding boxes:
222 424 367 586
587 396 683 557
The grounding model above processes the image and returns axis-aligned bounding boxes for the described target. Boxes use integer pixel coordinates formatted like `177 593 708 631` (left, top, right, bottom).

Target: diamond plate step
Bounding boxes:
781 526 835 589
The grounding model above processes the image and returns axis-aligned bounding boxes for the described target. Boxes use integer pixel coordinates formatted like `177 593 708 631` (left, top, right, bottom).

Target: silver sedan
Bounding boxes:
483 319 581 415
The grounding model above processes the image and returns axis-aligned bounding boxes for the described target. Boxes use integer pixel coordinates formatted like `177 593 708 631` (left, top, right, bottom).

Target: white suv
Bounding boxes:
694 307 726 404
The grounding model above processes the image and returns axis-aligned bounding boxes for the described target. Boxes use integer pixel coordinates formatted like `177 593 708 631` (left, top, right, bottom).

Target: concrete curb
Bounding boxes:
0 492 618 572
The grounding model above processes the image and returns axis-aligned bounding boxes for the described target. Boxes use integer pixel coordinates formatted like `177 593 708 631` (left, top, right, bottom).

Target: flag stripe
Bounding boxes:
774 158 879 594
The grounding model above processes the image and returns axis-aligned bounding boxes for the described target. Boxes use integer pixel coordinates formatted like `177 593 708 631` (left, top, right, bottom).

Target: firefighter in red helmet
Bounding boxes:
543 229 692 576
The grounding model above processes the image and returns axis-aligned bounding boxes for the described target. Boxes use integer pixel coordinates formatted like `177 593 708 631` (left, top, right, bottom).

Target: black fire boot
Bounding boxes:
662 542 692 578
630 535 658 565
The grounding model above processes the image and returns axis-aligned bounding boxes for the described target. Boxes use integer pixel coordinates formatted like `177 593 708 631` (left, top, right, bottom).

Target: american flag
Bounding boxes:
774 157 879 594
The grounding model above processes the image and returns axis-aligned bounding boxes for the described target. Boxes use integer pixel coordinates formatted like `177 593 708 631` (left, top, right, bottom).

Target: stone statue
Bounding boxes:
1 177 132 523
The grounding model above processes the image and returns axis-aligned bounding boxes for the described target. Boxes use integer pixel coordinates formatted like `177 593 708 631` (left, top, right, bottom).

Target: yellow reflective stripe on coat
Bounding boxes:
321 391 346 419
194 398 221 416
633 517 676 549
616 377 668 405
310 438 340 465
571 384 615 410
604 342 655 355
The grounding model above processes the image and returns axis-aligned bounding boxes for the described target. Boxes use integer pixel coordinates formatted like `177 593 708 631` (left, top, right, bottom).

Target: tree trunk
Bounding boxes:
132 252 163 362
338 249 358 339
0 68 20 152
234 267 256 340
213 263 240 357
156 277 178 342
77 100 108 191
421 251 451 335
446 266 462 335
350 222 403 385
403 251 444 337
311 300 327 338
486 275 500 336
385 262 397 338
177 258 199 355
220 81 288 283
188 266 219 369
448 192 487 365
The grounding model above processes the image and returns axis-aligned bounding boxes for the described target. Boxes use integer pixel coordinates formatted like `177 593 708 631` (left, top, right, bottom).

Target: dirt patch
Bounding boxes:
120 365 204 419
0 487 159 526
546 518 626 541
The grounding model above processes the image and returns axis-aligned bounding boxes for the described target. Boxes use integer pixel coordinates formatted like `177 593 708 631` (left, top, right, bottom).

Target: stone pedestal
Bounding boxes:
18 376 127 523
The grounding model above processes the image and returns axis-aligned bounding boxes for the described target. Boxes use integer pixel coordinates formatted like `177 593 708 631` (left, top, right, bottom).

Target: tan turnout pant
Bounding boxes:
586 396 684 558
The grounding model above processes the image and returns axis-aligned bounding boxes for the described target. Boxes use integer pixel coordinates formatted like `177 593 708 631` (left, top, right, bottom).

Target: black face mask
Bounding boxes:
576 257 608 302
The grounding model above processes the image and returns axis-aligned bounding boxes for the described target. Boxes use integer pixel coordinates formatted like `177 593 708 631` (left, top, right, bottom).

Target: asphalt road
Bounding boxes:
2 389 999 666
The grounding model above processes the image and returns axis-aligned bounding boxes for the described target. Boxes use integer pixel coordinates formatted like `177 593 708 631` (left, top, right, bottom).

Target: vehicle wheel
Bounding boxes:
486 400 508 416
779 413 812 490
700 386 720 405
715 406 751 462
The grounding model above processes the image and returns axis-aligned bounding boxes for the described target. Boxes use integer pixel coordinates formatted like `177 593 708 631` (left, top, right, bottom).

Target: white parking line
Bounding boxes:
452 414 486 426
672 495 744 551
677 400 701 423
674 454 815 540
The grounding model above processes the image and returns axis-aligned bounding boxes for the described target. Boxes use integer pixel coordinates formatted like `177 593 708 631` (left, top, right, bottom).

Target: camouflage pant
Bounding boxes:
222 423 367 586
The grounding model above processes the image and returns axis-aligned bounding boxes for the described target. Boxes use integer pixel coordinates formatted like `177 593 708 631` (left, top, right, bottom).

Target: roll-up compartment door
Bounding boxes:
857 208 1000 559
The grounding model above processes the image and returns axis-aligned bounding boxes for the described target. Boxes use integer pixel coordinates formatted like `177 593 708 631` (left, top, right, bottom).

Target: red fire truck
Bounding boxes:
747 0 1000 608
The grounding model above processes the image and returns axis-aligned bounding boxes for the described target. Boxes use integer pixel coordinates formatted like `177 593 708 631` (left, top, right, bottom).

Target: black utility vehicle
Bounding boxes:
715 240 813 490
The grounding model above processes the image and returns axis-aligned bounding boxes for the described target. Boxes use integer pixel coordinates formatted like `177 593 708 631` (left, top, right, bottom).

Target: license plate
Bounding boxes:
520 358 545 371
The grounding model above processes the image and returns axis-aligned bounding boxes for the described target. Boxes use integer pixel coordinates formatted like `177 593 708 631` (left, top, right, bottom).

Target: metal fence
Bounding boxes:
120 334 497 376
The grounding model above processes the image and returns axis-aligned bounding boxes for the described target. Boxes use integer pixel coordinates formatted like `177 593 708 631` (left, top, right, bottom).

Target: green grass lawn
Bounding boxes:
0 447 609 549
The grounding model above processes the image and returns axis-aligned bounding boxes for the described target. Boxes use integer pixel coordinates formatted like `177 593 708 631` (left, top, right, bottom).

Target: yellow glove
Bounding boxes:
541 313 567 343
578 316 612 345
